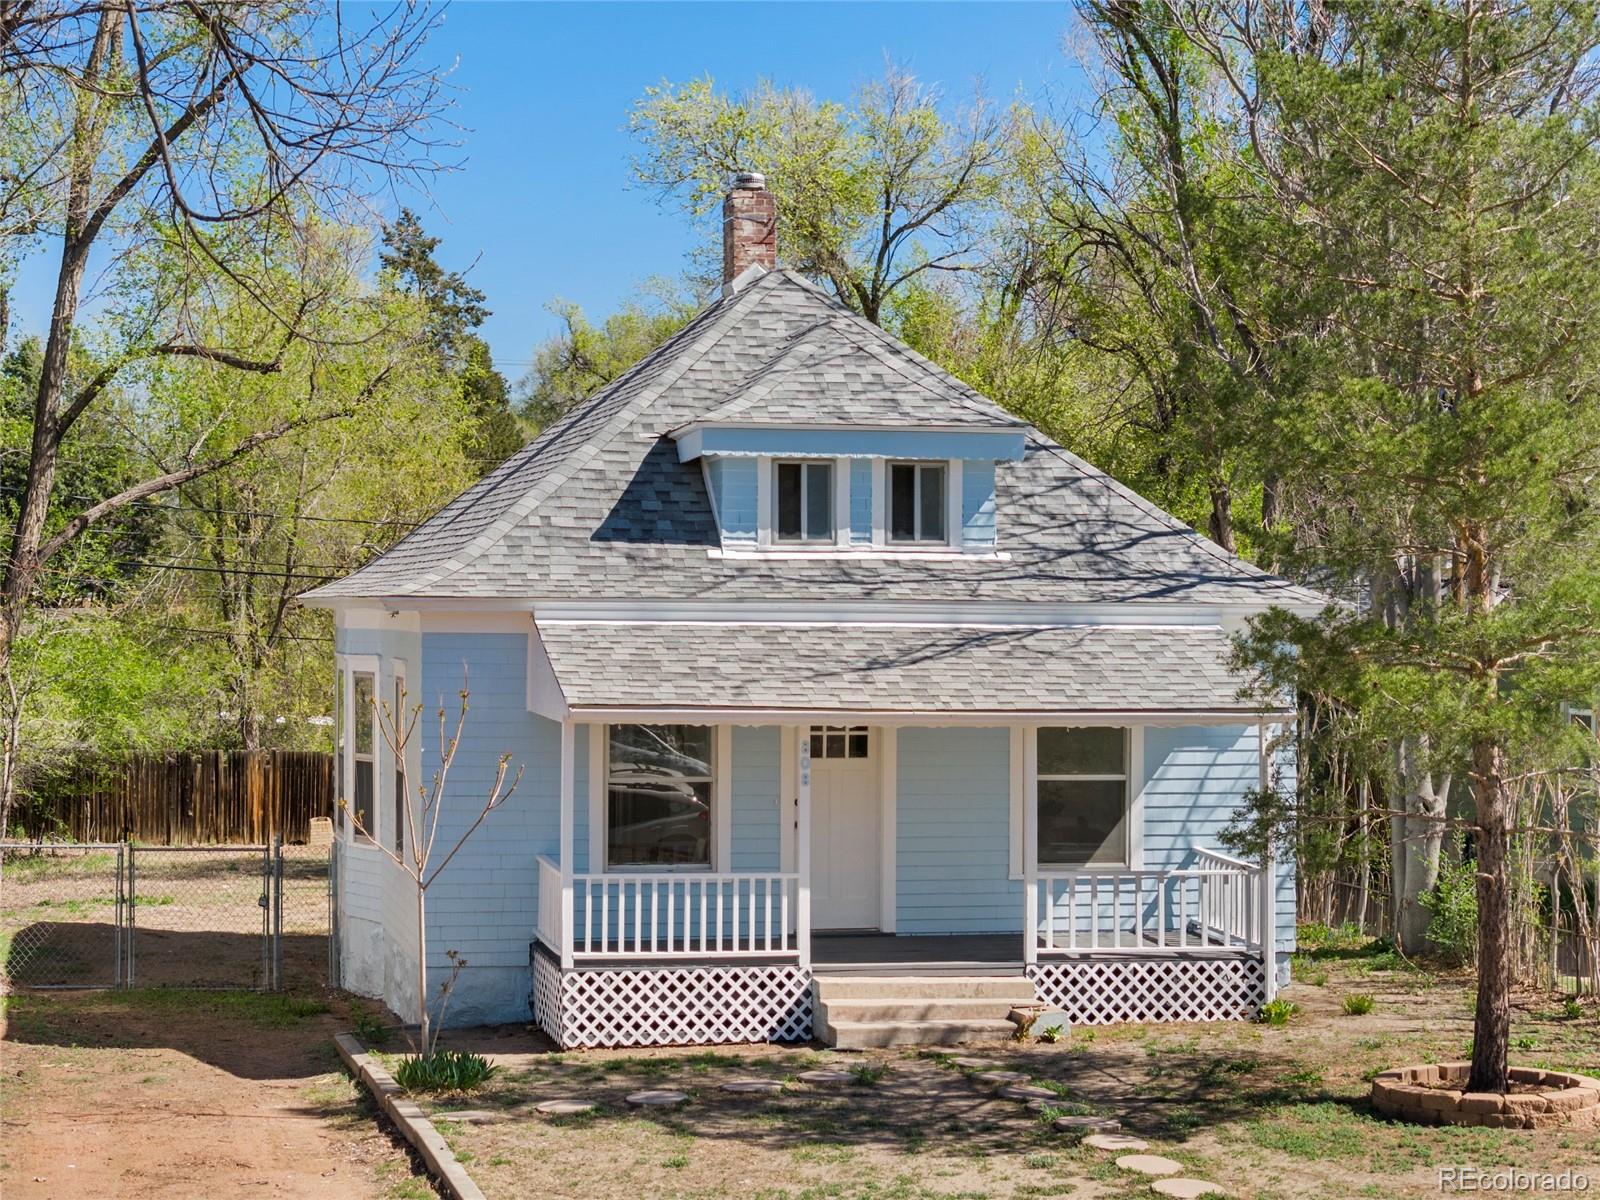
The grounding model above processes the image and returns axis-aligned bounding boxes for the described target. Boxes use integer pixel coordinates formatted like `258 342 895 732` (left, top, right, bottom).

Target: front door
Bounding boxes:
809 725 881 930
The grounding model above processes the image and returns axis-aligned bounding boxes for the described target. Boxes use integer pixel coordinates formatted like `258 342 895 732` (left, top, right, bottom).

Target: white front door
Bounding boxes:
809 726 881 930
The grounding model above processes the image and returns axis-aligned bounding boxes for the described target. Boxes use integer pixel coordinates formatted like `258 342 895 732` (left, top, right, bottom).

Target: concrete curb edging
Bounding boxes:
334 1033 489 1200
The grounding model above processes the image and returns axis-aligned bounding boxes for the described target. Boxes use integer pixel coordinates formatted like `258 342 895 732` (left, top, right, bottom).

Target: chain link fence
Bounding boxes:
1 839 328 992
0 843 125 988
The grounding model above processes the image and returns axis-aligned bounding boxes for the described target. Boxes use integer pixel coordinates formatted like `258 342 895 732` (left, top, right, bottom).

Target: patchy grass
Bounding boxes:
413 944 1599 1200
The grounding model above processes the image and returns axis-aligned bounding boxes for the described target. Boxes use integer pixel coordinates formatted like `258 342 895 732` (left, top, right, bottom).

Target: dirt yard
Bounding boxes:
412 938 1599 1200
0 988 433 1199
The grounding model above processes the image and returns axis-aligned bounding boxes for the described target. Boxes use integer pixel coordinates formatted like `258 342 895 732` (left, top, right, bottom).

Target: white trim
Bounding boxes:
714 724 733 871
527 627 569 720
878 726 897 933
1021 724 1038 966
707 547 1008 562
1128 725 1147 870
755 456 773 548
947 459 964 550
559 719 575 969
335 654 381 847
587 722 605 874
337 608 421 632
390 659 410 857
833 457 851 549
796 734 812 969
530 599 1309 624
567 707 1286 726
871 458 887 545
308 595 1327 620
699 458 722 529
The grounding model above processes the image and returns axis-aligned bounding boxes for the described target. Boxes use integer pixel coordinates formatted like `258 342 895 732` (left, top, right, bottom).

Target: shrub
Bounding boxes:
393 1050 497 1094
1419 857 1478 966
1257 999 1299 1026
1341 993 1375 1016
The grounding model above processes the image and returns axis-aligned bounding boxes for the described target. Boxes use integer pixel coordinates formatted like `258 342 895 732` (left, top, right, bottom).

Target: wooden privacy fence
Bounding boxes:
23 751 334 845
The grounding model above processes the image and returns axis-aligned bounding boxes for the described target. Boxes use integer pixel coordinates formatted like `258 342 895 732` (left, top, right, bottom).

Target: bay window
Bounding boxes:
1037 727 1128 867
607 724 714 868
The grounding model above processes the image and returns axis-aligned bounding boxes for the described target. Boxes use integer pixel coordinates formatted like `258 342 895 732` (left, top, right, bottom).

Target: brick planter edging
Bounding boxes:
334 1033 488 1200
1371 1062 1600 1129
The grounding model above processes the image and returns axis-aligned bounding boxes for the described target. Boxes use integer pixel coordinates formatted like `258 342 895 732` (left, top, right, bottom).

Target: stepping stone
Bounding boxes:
626 1089 687 1107
721 1079 784 1094
535 1099 596 1116
797 1069 853 1084
1053 1114 1122 1133
434 1109 499 1123
952 1057 1001 1069
1153 1181 1227 1198
1116 1154 1184 1177
973 1071 1029 1086
998 1083 1061 1102
1085 1133 1149 1152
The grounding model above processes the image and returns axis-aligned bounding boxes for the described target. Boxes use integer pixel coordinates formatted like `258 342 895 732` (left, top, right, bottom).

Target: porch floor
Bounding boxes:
813 933 1023 976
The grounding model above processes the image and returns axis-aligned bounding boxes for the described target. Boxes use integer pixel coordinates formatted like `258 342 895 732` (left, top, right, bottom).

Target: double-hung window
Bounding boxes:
607 725 714 868
889 462 947 543
333 669 346 833
1036 727 1128 867
351 670 376 841
775 460 834 542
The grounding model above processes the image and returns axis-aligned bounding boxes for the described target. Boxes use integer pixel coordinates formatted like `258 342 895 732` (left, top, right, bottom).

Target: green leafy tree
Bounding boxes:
379 208 520 469
0 1 446 830
630 67 1009 324
1215 0 1600 1093
516 282 702 431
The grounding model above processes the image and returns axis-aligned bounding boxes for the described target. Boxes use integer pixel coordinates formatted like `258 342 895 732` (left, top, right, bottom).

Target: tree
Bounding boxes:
1205 0 1600 1093
379 207 520 470
0 0 445 829
516 281 702 431
630 68 1009 324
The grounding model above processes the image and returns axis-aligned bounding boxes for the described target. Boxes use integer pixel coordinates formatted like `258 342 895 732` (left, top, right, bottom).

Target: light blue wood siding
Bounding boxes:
418 631 547 1024
731 726 782 870
1142 725 1296 955
961 461 997 548
850 460 874 544
706 457 758 544
895 727 1021 933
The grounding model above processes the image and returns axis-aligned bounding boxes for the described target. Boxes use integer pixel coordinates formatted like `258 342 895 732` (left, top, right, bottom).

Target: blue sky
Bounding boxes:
9 2 1083 383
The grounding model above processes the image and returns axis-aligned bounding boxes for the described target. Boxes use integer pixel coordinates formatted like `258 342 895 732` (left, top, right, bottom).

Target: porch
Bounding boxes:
524 697 1283 1047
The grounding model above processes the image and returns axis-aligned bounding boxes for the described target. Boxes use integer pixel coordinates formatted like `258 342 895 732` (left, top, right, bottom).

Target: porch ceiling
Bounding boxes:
534 619 1272 718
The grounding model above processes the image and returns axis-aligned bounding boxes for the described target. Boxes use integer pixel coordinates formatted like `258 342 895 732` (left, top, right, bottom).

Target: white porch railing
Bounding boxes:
536 858 801 962
1030 849 1265 957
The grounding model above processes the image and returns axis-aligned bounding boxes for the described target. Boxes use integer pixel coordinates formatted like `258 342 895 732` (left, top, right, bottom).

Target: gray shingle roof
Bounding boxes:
304 269 1323 608
536 621 1259 714
679 316 1024 430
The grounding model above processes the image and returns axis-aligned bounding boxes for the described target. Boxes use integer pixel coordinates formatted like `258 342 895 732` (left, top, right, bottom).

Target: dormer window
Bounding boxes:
775 460 834 542
889 462 947 544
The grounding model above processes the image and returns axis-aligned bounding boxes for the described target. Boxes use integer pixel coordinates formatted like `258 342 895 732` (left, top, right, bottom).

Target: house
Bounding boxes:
302 173 1319 1050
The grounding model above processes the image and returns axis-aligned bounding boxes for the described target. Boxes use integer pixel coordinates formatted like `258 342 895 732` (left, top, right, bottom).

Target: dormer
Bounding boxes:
670 323 1025 556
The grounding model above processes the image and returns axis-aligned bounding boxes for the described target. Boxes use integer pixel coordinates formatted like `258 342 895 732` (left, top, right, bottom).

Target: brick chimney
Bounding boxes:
722 171 776 289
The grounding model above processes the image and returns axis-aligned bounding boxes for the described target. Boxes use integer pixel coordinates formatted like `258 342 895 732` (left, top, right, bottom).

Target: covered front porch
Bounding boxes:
526 714 1280 1049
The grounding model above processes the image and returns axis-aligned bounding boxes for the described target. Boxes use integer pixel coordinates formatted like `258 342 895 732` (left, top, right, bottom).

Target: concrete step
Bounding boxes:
812 975 1037 1002
824 1017 1020 1050
818 996 1033 1024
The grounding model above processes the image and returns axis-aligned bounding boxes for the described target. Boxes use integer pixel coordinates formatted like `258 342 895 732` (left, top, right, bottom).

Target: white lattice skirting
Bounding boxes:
1028 954 1266 1025
529 949 813 1049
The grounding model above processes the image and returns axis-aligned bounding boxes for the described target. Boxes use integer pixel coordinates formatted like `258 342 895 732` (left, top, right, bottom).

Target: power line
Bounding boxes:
0 483 422 530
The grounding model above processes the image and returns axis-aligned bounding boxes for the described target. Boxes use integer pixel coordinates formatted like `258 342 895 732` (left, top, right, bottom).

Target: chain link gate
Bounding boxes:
1 839 330 992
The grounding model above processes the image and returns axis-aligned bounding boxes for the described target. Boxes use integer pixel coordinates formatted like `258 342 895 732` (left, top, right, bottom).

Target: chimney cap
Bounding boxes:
731 170 766 190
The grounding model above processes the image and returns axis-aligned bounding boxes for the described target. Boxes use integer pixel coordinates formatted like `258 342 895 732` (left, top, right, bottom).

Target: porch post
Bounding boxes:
1258 720 1278 1002
796 728 812 970
1022 725 1038 966
559 718 575 970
